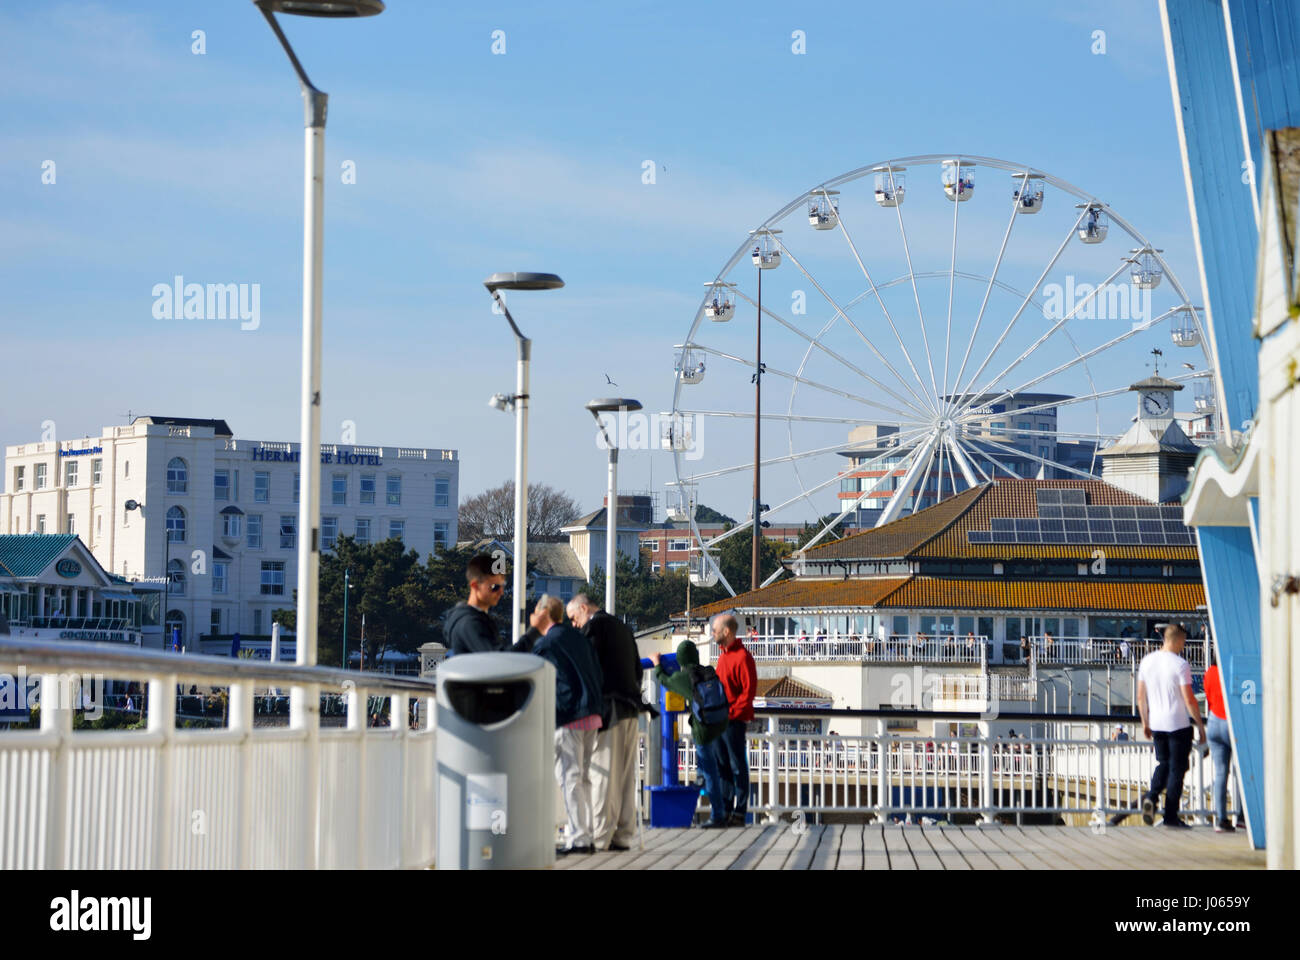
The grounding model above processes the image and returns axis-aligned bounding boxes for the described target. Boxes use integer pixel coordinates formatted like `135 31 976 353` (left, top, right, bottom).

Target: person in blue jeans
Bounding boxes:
712 614 757 826
651 641 729 826
1203 655 1235 831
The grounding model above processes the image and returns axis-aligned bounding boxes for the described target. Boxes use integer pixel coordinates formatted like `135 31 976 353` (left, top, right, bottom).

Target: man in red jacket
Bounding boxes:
711 613 757 826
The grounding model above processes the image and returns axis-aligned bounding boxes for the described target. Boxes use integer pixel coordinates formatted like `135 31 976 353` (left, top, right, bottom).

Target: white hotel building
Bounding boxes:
0 417 459 650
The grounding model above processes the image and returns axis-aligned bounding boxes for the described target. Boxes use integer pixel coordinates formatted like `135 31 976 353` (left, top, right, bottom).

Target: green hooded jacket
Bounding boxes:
652 639 729 746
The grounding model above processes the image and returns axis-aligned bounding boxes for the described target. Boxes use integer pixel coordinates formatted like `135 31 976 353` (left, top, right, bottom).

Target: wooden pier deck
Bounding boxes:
552 823 1264 870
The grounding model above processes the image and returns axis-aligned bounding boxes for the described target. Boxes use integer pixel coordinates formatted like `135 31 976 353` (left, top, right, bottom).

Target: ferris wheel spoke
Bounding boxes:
948 171 1032 415
683 424 934 483
831 185 940 416
889 183 943 404
730 280 933 421
940 164 967 414
965 304 1182 415
777 224 936 418
700 428 931 549
687 343 931 422
677 409 923 426
961 437 1025 480
797 433 930 552
876 431 940 527
951 206 1091 410
977 424 1126 442
951 260 1131 420
969 434 1106 483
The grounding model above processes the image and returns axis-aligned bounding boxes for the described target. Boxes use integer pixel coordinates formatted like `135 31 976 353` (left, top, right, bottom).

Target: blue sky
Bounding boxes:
0 0 1202 523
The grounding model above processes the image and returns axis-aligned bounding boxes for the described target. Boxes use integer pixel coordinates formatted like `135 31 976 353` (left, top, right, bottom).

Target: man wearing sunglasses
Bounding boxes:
444 553 510 656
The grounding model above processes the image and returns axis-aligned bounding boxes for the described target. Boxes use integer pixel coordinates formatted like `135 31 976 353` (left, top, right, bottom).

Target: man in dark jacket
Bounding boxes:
568 593 643 851
531 594 604 854
652 639 729 828
443 554 507 656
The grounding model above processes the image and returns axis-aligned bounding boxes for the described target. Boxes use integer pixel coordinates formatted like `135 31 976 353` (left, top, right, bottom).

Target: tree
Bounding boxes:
694 503 736 525
458 481 582 541
796 513 846 550
715 527 790 594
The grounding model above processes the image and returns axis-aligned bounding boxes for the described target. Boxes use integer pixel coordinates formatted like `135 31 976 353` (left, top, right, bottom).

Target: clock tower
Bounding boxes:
1098 373 1201 502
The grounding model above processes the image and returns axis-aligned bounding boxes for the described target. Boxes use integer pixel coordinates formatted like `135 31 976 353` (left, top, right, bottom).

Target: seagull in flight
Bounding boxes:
604 374 618 386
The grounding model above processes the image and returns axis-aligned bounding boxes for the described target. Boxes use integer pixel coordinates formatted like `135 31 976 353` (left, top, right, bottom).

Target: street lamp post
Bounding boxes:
483 271 565 642
341 567 350 669
254 0 384 673
254 0 383 872
585 398 642 615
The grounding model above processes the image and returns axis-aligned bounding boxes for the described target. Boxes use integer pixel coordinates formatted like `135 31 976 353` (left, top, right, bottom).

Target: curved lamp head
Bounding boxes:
255 0 385 16
585 398 643 415
483 272 565 293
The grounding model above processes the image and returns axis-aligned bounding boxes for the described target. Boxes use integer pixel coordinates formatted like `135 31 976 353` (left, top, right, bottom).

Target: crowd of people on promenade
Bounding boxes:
442 553 754 855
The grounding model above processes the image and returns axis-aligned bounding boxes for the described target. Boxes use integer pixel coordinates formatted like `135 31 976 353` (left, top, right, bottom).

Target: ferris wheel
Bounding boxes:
665 154 1220 597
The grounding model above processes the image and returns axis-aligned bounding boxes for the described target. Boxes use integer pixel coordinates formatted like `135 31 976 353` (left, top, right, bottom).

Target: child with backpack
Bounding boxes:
651 640 732 828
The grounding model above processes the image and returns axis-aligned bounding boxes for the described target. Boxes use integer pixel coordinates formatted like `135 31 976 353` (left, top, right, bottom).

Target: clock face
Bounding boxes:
1142 392 1170 417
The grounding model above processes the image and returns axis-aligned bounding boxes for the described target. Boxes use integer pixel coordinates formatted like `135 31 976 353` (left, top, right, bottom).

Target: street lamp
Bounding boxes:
341 567 351 669
254 0 383 671
483 271 565 642
586 398 642 615
125 499 169 650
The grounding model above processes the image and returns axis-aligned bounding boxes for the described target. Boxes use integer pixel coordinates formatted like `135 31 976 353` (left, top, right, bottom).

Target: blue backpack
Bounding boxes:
688 665 730 726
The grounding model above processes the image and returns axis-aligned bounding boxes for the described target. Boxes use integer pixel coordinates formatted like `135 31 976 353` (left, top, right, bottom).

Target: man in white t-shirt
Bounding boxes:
1136 624 1206 828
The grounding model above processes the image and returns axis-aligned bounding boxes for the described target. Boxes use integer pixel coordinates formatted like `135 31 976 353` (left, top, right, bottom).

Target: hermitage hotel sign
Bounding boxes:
251 446 383 466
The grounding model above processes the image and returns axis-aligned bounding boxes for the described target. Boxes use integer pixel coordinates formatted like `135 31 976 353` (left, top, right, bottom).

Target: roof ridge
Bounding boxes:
906 483 989 557
802 481 988 557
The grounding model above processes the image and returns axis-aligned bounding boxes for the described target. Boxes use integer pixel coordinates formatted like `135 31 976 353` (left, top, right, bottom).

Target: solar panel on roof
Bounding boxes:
1137 520 1162 533
1015 519 1038 531
1036 489 1061 504
1116 532 1141 544
1162 521 1186 535
1086 506 1113 519
1064 519 1088 531
1016 531 1043 543
1039 505 1062 518
967 531 992 543
1160 506 1185 520
1113 506 1137 519
1137 506 1161 519
1041 531 1066 543
992 518 1014 531
1060 490 1087 504
1041 520 1065 533
1064 530 1090 543
1114 520 1138 533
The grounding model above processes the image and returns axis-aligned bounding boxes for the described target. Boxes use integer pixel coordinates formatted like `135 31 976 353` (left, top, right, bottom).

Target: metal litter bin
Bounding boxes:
436 653 555 869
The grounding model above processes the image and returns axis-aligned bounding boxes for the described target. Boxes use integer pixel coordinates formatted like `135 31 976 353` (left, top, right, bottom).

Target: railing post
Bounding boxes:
767 715 778 823
1093 723 1106 827
875 718 890 824
346 683 367 869
291 681 321 869
979 722 995 825
229 680 254 869
40 671 73 869
148 674 177 869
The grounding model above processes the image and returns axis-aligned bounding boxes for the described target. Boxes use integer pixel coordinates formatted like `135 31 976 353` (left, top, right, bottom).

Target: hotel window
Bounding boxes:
332 474 347 506
65 460 78 487
210 609 222 635
213 562 228 595
434 521 449 550
222 512 242 539
1038 446 1050 461
434 477 450 508
91 458 102 485
167 506 186 542
124 460 130 479
386 474 402 506
35 463 47 489
321 516 338 551
66 514 76 535
668 539 690 552
388 519 404 541
280 515 296 549
360 474 375 504
168 559 187 596
1017 420 1032 431
293 472 299 503
167 458 188 494
214 470 230 501
253 609 263 634
261 561 286 596
254 471 270 503
14 466 24 491
247 514 263 549
36 514 47 534
355 517 371 545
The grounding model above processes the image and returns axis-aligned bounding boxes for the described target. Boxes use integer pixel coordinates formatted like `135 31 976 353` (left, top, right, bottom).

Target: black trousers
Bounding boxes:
1147 726 1194 823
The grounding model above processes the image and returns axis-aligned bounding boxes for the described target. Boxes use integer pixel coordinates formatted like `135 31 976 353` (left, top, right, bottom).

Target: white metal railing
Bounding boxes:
1030 636 1208 669
0 638 436 869
716 635 989 664
645 716 1234 826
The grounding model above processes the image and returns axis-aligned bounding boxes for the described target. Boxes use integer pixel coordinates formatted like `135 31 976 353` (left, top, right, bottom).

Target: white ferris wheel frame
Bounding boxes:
670 154 1219 597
